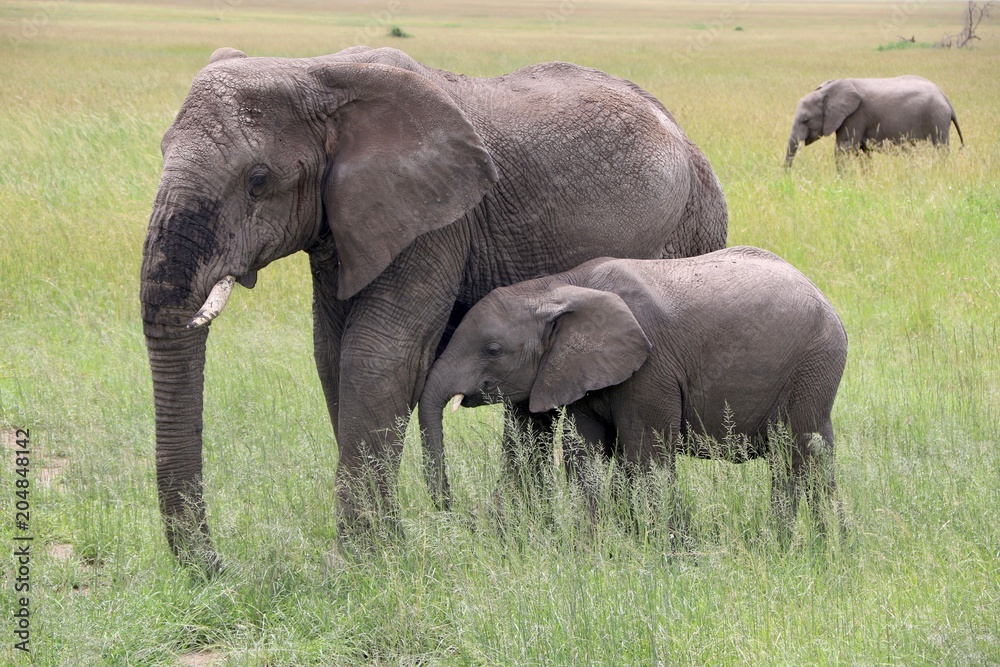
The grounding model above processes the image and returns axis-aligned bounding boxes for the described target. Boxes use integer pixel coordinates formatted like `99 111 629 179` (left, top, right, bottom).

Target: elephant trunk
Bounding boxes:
418 365 460 511
140 193 225 571
785 118 811 168
784 135 799 168
145 327 219 569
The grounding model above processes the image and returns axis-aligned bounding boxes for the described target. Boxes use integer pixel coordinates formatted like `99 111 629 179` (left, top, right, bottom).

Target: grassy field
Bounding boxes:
1 1 998 664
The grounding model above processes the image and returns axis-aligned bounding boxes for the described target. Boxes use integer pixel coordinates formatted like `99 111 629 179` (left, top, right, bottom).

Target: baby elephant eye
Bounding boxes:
247 164 270 198
484 342 503 358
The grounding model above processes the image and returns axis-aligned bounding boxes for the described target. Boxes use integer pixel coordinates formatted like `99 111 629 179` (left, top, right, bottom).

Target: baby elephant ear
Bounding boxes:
530 282 651 413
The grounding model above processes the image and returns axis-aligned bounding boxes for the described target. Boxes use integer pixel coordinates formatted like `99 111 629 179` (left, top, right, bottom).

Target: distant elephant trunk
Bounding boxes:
784 135 799 168
785 117 813 168
417 365 459 511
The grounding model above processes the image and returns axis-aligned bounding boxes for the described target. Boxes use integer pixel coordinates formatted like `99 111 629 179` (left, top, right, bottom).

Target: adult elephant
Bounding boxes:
140 46 728 569
784 75 963 167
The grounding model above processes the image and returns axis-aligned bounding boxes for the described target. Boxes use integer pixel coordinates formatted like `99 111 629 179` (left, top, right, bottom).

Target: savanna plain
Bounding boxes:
1 1 998 665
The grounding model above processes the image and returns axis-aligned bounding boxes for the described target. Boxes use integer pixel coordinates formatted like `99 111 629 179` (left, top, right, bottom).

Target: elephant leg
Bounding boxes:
335 319 450 540
617 409 683 542
310 253 349 438
499 401 559 503
782 354 845 538
332 233 466 542
562 407 610 522
833 143 852 171
768 418 840 544
791 421 843 537
334 357 414 540
769 439 795 546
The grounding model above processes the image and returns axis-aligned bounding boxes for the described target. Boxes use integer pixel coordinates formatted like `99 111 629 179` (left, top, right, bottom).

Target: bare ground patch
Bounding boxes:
2 427 68 487
177 650 226 667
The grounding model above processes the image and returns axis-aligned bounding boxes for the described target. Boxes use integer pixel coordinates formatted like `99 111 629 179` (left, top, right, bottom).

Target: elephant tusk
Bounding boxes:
186 275 236 329
449 394 465 413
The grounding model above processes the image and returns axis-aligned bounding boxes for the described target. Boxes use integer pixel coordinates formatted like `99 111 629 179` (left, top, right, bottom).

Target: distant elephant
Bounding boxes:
419 247 847 529
784 75 963 167
140 46 728 568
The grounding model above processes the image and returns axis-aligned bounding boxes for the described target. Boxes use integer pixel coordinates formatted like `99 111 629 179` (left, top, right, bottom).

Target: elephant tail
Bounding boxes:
951 111 965 147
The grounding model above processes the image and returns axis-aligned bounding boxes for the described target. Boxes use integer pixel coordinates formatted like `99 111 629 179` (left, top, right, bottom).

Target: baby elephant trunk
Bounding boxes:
418 370 460 511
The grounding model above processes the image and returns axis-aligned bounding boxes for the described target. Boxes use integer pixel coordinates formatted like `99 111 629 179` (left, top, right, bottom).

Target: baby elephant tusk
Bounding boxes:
450 394 465 413
186 275 236 329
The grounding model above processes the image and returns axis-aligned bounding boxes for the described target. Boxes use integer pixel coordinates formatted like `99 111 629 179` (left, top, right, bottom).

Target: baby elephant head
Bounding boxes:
417 280 651 510
424 281 652 415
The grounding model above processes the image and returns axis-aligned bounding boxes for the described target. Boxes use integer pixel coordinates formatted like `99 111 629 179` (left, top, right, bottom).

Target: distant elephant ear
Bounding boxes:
821 80 862 137
529 282 652 413
209 47 247 63
310 62 498 299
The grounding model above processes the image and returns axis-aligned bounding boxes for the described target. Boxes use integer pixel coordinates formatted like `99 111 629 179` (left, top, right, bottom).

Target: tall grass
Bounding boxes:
1 1 998 665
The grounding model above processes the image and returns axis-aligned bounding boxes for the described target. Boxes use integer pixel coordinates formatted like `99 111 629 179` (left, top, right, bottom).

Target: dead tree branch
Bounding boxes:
938 0 996 48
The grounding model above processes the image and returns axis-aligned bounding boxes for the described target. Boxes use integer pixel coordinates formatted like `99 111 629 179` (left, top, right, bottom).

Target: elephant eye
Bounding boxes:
483 342 503 358
247 164 270 198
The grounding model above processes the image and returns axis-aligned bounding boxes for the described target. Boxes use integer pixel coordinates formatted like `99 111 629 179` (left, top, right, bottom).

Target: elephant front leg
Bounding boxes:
562 407 610 523
499 401 559 507
311 253 349 438
334 361 417 542
482 402 559 531
331 241 465 544
616 420 684 542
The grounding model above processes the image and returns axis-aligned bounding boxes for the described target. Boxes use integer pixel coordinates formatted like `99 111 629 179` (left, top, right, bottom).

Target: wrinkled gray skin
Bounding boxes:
140 46 728 568
785 75 963 167
420 247 847 527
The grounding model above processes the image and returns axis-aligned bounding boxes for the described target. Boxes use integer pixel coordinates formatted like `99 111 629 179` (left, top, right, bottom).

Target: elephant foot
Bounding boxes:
165 520 224 576
334 495 405 560
333 523 404 565
323 541 354 575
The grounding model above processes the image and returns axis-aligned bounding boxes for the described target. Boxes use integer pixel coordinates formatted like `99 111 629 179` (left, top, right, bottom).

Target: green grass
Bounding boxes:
876 40 934 51
1 1 998 665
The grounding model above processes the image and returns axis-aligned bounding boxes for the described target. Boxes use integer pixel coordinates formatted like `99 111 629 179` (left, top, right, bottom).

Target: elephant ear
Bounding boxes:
821 80 862 137
530 282 652 413
310 62 498 299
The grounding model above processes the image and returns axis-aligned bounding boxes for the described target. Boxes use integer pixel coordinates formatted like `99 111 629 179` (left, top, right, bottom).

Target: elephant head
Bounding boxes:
784 79 862 167
141 47 496 567
418 280 651 509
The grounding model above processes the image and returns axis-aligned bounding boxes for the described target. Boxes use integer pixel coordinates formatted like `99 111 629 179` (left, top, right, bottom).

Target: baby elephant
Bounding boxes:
785 75 963 167
419 247 848 530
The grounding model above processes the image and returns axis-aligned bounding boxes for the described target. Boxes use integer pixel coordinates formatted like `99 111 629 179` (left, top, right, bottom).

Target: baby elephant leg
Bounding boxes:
562 408 611 522
616 411 684 542
770 420 842 540
798 420 846 537
499 401 558 502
